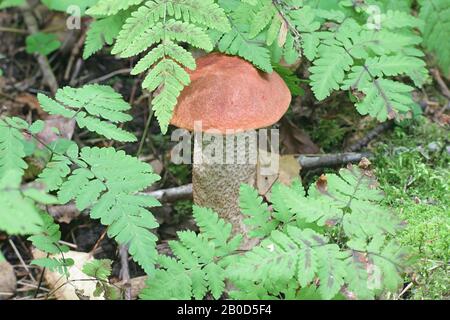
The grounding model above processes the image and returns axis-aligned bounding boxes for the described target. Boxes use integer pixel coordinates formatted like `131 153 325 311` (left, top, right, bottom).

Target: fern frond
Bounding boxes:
249 1 276 38
309 43 353 100
38 85 136 142
213 24 273 72
239 184 278 237
82 259 112 281
193 206 242 255
86 0 144 16
419 0 450 77
140 205 239 300
356 78 416 121
40 147 161 274
0 170 46 235
28 213 70 255
32 257 74 276
228 226 347 299
82 259 121 299
0 117 28 177
38 154 72 192
83 13 126 59
110 0 229 133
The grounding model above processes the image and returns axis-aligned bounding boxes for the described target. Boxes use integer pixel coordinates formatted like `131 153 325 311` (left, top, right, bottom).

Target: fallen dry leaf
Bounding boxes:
257 153 301 198
0 260 17 300
280 118 320 154
16 93 44 116
33 250 104 300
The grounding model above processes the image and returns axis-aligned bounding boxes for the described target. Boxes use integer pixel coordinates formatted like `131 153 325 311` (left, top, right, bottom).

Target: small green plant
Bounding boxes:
374 118 449 299
0 0 446 301
82 0 430 132
419 0 450 77
25 32 61 56
141 162 410 300
82 259 121 299
0 86 162 276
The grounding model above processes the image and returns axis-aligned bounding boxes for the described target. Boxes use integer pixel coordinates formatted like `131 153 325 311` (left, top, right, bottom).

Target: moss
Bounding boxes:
373 117 449 299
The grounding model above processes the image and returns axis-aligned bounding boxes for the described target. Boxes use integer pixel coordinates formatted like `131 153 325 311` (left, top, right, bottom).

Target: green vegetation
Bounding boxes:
374 118 449 299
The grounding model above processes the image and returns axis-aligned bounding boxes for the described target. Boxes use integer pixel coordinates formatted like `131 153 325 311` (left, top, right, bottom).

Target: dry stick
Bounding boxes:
64 32 87 81
431 68 450 99
297 152 372 170
87 68 132 84
345 120 395 152
8 239 37 283
119 245 131 300
21 1 58 95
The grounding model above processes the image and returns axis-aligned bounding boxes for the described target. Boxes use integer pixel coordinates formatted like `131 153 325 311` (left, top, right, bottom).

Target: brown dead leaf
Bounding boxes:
316 174 328 194
16 93 44 116
278 18 288 47
278 155 301 186
0 260 16 300
280 118 320 154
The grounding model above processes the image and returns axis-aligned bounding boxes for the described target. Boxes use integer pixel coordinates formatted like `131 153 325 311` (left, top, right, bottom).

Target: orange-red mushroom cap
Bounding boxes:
170 53 291 133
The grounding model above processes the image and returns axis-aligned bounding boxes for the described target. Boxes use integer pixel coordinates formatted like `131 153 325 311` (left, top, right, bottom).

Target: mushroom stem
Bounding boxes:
192 132 259 249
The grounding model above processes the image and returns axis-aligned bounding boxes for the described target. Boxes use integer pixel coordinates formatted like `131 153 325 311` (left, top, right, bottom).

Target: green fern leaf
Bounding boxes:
38 85 136 142
239 184 278 237
86 0 143 16
32 257 74 276
316 244 348 299
141 205 239 299
0 118 28 177
419 0 450 77
28 213 69 255
82 259 112 281
38 154 72 192
193 206 242 255
47 147 161 275
0 170 44 235
83 13 126 59
249 1 276 38
309 43 353 100
356 79 416 121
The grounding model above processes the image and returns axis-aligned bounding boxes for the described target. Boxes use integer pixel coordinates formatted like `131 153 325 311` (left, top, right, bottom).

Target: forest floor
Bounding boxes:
0 7 448 300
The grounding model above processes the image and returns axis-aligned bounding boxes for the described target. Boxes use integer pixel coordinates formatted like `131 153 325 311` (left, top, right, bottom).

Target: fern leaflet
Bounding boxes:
37 85 136 142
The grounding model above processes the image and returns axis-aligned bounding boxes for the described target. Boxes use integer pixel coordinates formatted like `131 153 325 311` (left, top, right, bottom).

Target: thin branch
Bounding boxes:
21 0 58 94
297 152 373 170
118 245 131 300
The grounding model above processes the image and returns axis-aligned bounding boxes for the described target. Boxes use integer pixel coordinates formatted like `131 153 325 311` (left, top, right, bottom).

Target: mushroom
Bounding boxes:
171 53 291 248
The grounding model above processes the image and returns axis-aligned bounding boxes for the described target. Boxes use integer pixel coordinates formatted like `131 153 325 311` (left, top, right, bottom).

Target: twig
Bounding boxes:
141 184 194 202
431 68 450 99
345 120 394 152
89 229 108 256
119 245 131 300
64 32 86 81
297 152 373 170
87 68 132 84
8 239 36 283
137 104 154 158
398 282 414 299
34 255 48 298
0 27 29 34
21 0 58 94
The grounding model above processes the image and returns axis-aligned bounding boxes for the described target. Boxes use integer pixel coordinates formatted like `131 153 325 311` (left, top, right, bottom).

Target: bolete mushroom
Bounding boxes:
171 53 291 247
